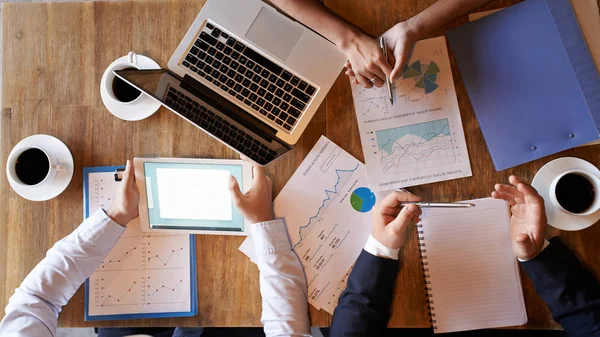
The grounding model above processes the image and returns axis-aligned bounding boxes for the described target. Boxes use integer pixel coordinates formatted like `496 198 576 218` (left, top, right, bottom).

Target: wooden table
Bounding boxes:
1 0 599 329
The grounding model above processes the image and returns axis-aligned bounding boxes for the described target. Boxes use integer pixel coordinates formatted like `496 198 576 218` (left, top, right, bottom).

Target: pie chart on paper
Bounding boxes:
401 60 440 94
350 187 376 213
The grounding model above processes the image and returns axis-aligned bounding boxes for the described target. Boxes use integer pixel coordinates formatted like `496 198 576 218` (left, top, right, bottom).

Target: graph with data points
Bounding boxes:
239 137 377 314
377 119 456 174
84 169 196 319
350 36 472 190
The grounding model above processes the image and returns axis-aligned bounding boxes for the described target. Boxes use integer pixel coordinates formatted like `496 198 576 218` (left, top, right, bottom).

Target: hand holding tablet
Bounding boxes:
134 157 253 235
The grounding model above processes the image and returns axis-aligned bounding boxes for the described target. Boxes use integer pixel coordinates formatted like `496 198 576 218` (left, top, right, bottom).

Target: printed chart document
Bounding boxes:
239 136 381 314
419 198 527 333
351 36 472 191
83 167 197 320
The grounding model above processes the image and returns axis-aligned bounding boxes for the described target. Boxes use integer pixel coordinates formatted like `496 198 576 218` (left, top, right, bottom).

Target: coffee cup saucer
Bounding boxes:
6 135 74 201
532 157 600 231
100 54 161 121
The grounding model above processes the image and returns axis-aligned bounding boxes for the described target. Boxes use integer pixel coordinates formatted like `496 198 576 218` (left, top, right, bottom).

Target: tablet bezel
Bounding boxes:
134 157 252 235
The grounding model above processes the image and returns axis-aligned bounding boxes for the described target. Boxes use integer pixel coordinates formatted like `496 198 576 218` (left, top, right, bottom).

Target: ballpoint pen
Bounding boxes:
379 37 394 105
399 202 475 208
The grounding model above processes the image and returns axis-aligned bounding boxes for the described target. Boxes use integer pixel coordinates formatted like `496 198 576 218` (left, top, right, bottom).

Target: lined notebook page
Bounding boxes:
419 198 527 333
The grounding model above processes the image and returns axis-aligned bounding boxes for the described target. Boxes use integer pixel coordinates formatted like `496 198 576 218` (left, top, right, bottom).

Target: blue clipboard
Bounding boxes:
83 166 198 321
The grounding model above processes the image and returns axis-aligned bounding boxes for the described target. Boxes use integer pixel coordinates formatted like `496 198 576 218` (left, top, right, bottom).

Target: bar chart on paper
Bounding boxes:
84 168 197 320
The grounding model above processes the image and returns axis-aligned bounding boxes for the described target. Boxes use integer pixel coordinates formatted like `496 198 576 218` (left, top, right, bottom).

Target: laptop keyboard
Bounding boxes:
165 86 278 165
181 21 318 133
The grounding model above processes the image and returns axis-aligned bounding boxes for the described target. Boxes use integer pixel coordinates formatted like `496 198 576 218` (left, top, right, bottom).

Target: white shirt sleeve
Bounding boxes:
0 209 125 337
251 219 312 337
363 234 400 260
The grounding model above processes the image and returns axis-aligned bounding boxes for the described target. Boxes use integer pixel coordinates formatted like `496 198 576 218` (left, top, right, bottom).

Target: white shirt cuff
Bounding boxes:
363 234 399 260
250 219 292 256
517 239 550 262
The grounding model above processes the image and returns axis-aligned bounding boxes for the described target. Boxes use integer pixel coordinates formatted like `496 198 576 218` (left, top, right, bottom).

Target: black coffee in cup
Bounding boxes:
15 148 50 185
112 67 142 102
555 173 596 213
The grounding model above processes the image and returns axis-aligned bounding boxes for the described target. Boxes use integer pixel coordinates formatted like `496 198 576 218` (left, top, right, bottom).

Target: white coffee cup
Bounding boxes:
104 51 142 105
7 146 66 187
549 169 600 216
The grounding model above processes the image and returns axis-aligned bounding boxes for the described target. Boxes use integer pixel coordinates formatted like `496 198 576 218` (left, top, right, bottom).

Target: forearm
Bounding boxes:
269 0 361 49
406 0 491 39
251 219 311 337
330 241 399 336
520 237 600 337
0 209 125 336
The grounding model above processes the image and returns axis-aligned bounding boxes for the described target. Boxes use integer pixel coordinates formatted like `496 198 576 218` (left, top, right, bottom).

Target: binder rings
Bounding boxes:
447 0 600 171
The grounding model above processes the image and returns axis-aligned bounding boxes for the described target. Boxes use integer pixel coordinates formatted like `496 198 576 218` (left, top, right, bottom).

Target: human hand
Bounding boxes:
107 160 140 226
341 31 393 88
492 175 547 260
229 164 274 224
372 190 422 249
345 21 417 86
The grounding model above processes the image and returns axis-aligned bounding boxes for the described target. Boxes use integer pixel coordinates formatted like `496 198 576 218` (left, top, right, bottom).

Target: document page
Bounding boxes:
86 172 194 318
420 198 527 333
351 36 472 191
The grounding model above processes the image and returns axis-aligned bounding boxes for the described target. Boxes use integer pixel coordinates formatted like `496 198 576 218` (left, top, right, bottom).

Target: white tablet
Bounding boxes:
134 157 252 235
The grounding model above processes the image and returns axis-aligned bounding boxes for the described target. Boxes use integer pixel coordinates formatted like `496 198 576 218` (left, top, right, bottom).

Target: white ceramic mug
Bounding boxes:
7 146 66 187
104 51 142 105
549 169 600 216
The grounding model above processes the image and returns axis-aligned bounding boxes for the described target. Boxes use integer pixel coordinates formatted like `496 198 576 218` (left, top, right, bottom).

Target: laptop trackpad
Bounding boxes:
245 7 303 61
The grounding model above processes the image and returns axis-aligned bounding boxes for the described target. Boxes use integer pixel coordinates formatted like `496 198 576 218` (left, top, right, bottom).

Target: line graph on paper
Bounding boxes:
142 276 189 305
142 236 188 270
93 274 141 307
292 163 359 249
376 118 456 174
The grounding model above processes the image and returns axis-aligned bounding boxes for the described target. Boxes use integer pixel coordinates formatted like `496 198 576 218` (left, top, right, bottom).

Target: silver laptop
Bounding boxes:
117 0 346 165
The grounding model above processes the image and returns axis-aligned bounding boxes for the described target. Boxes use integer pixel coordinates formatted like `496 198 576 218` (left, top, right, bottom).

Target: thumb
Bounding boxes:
389 47 410 82
390 204 419 231
514 233 535 258
228 175 243 204
122 160 134 185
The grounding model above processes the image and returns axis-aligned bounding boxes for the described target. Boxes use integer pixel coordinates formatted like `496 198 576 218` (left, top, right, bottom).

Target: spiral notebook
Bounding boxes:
418 198 527 333
83 166 198 321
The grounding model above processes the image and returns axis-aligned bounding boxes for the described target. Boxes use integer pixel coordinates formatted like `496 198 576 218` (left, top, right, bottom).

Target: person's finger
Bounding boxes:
355 74 373 88
389 45 411 82
122 160 135 186
345 69 356 77
491 191 517 206
228 175 244 205
379 191 421 215
375 53 393 79
367 61 387 84
494 184 524 203
390 204 420 229
517 182 543 205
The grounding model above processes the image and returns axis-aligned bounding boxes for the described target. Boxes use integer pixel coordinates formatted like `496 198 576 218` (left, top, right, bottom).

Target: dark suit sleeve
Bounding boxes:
520 237 600 337
329 250 399 337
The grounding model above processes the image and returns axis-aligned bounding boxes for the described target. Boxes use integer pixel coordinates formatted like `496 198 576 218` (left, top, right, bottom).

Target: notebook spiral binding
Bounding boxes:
417 223 437 330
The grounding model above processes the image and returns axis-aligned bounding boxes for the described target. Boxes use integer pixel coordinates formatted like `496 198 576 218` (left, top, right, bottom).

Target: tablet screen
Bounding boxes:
143 162 244 232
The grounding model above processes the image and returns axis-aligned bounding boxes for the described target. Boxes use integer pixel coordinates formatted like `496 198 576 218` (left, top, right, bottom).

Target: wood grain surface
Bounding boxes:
1 0 599 329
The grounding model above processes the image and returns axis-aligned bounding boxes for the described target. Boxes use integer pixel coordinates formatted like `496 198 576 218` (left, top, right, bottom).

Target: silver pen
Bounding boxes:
399 202 476 208
379 37 394 105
